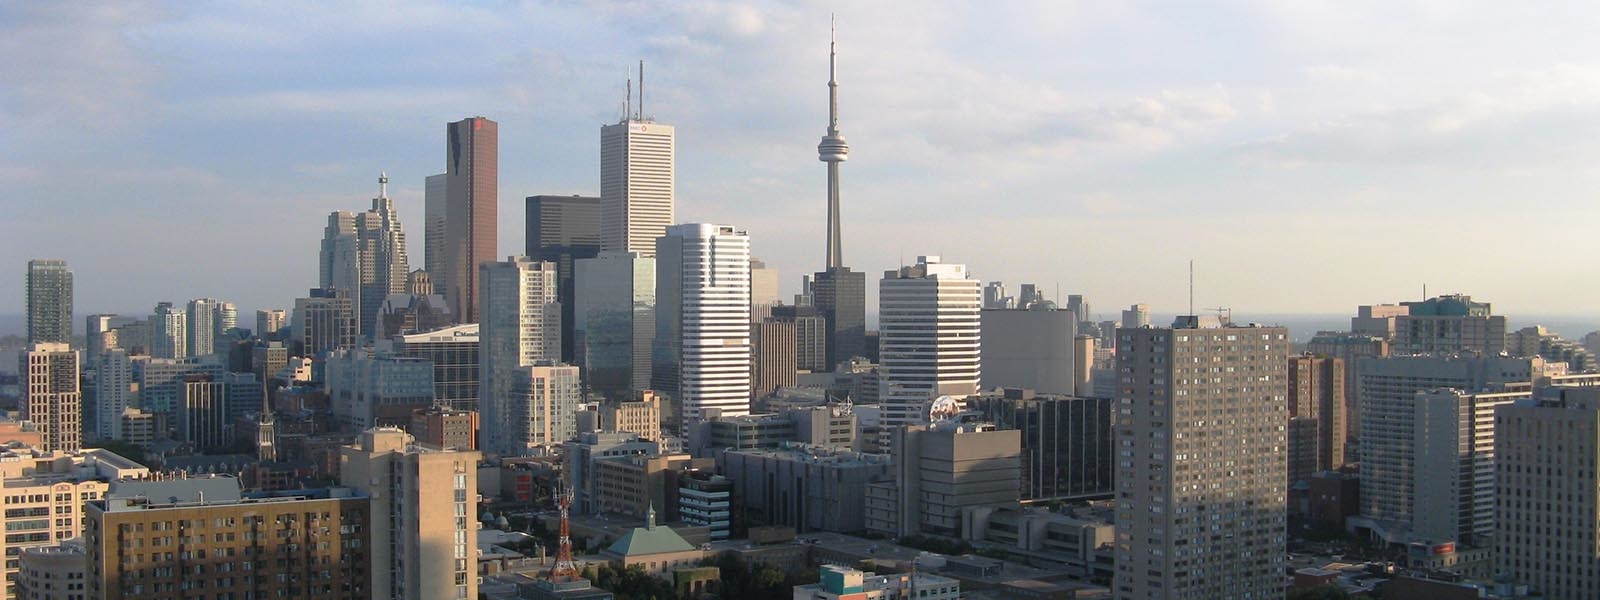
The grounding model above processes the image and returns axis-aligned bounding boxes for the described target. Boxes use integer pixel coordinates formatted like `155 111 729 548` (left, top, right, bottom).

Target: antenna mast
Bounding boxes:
548 479 579 580
1188 260 1194 316
625 72 632 123
638 60 645 121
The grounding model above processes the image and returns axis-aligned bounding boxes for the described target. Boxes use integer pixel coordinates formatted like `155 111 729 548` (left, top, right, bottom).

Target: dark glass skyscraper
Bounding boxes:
812 267 865 369
25 259 72 345
526 195 601 362
972 390 1114 501
444 117 498 324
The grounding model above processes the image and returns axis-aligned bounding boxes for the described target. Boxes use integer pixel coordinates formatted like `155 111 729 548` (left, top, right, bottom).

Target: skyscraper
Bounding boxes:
95 348 134 441
1286 355 1346 483
424 172 447 287
187 298 220 357
502 363 582 455
1496 388 1600 598
150 301 188 359
84 313 116 367
20 343 81 453
526 194 602 362
600 94 674 256
653 224 752 421
878 256 981 427
256 308 287 341
1394 294 1507 356
293 289 356 357
478 257 560 453
444 117 498 323
25 259 72 345
340 427 480 600
574 251 656 399
318 175 413 338
1114 320 1289 600
216 301 237 338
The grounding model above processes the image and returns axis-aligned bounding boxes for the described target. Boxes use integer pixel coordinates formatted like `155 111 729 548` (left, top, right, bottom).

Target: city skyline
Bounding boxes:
8 3 1600 322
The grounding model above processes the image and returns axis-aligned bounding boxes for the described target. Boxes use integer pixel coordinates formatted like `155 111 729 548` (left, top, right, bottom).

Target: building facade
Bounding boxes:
150 302 187 360
24 260 72 346
1393 295 1507 356
385 324 479 411
574 252 656 399
443 117 498 324
878 256 981 427
479 258 560 453
526 194 601 363
19 344 80 453
980 308 1077 396
971 390 1114 501
600 120 674 256
652 224 752 421
1495 388 1600 599
1287 355 1346 483
1113 322 1290 600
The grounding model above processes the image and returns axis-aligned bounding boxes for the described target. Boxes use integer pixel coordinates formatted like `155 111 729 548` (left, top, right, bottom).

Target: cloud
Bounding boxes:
0 3 164 144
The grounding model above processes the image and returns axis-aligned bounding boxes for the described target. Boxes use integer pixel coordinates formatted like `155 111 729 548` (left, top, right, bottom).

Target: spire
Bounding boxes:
378 172 388 199
646 503 657 529
828 15 839 135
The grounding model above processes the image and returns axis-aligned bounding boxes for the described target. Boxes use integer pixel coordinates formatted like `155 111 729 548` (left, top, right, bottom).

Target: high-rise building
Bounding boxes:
971 389 1114 501
864 422 1021 538
526 194 602 362
216 301 237 338
424 172 447 286
319 175 413 338
409 406 479 451
84 314 115 368
178 375 233 451
600 110 674 256
1120 303 1150 329
86 477 372 600
1356 355 1542 533
499 362 582 456
187 297 220 357
443 117 498 323
94 348 134 440
25 259 72 345
1287 355 1346 484
341 427 480 600
983 282 1010 310
479 257 560 453
878 256 981 427
294 288 356 357
326 350 435 431
652 224 752 421
574 252 656 399
406 268 433 296
384 324 479 411
256 308 288 340
20 343 81 453
752 319 797 398
812 267 866 369
1306 331 1388 441
1394 294 1507 356
1 450 146 599
1495 388 1600 599
1352 303 1408 337
1411 387 1525 545
980 307 1077 396
749 259 781 322
770 305 828 372
1114 321 1289 600
150 301 188 359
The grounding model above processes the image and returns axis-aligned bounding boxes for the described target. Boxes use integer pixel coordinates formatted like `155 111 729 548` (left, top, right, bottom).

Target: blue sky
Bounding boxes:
6 1 1600 323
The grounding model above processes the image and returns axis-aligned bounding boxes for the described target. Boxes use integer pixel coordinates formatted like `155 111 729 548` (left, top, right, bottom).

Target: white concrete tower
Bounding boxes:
653 224 752 421
601 63 676 257
818 16 850 269
877 256 982 426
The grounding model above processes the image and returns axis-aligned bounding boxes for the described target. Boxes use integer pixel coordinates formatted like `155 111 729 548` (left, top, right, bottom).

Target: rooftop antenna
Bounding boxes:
638 59 645 121
1188 260 1195 316
378 172 388 199
625 71 632 123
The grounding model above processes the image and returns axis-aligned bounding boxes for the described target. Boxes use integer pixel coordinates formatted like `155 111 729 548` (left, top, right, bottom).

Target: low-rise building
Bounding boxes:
15 539 86 600
600 508 705 577
719 446 891 534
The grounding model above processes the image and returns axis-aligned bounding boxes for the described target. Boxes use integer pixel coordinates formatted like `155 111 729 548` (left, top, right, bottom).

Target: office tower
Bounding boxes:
749 259 780 322
178 375 233 451
971 389 1114 501
443 117 499 323
94 348 134 440
878 256 981 427
385 324 479 411
752 319 797 398
864 422 1021 538
1411 387 1524 545
600 98 675 257
84 314 115 368
86 477 372 600
771 305 828 372
320 209 357 292
1394 294 1507 355
980 307 1077 396
256 308 287 340
983 282 1010 309
1306 331 1389 441
1352 303 1408 337
479 257 560 452
25 259 72 345
187 297 219 357
325 350 435 431
574 252 656 399
294 288 356 357
1064 294 1087 322
341 427 480 600
319 176 413 338
424 173 447 289
150 301 187 359
1073 335 1096 394
1120 303 1150 328
812 267 866 369
1495 388 1600 598
1114 321 1289 600
526 194 602 362
216 301 237 338
1287 355 1346 484
19 343 81 453
498 363 582 455
252 341 289 383
1356 355 1540 531
135 359 225 415
652 224 752 421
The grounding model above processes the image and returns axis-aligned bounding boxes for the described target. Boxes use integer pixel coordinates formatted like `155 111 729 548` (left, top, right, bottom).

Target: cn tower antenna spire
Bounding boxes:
818 14 850 270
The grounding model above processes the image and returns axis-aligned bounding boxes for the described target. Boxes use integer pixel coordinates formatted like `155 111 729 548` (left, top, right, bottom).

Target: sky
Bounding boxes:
6 1 1600 326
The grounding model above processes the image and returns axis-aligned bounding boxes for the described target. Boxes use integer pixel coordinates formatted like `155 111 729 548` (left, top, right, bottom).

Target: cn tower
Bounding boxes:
818 17 849 269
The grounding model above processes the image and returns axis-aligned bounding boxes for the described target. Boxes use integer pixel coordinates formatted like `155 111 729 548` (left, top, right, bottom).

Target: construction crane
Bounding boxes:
1203 306 1232 325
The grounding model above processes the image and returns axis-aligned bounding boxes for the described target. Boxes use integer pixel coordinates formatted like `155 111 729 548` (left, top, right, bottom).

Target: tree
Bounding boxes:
1287 585 1350 600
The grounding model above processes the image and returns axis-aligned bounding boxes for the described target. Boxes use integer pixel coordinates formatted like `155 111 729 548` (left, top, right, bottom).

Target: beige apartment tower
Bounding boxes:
1287 355 1346 482
341 428 480 600
19 343 80 453
1114 321 1289 600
